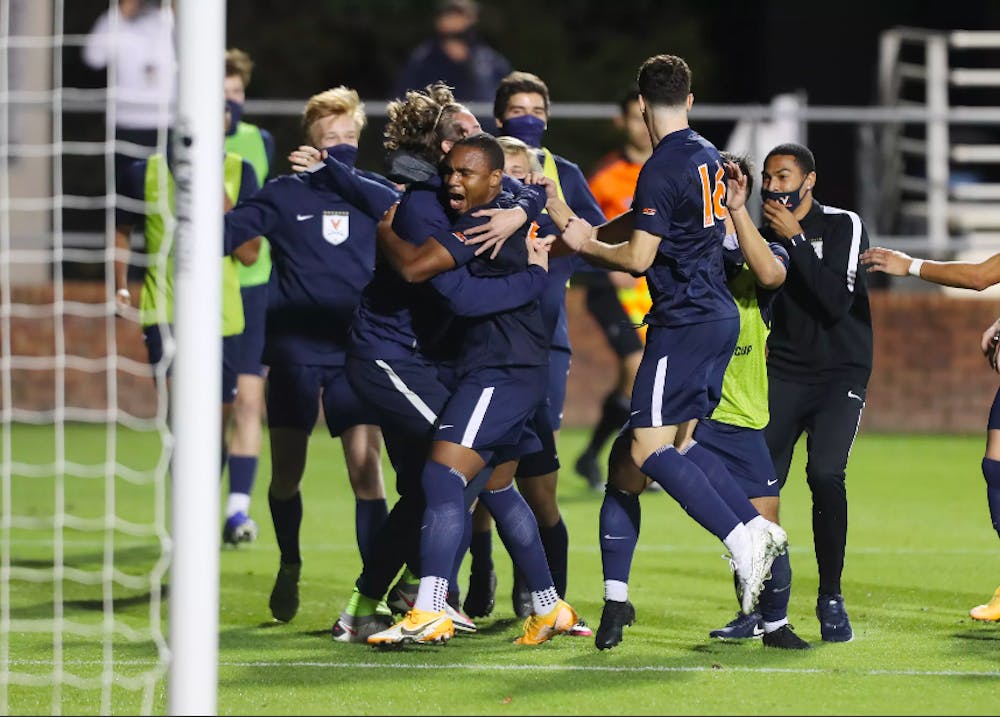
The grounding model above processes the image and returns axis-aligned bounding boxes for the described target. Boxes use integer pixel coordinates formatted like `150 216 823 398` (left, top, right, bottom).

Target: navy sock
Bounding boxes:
982 457 1000 539
355 498 388 568
469 528 494 576
268 491 302 565
683 442 759 524
227 455 257 498
539 518 569 599
479 484 553 593
640 446 741 541
419 461 468 579
449 509 474 603
757 551 791 623
599 486 641 584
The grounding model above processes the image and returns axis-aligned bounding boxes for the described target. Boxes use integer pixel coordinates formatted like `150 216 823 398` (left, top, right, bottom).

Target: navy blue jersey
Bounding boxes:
447 192 549 375
350 172 547 362
223 168 379 366
632 127 737 327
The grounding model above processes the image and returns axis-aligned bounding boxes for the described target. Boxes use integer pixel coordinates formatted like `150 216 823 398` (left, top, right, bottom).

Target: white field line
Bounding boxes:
5 658 1000 678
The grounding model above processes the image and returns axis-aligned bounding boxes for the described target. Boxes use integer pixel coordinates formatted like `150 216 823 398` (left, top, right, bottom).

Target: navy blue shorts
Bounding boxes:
630 318 738 428
347 355 453 495
514 403 559 478
266 363 378 436
236 283 268 377
547 348 571 430
989 386 1000 430
435 365 547 461
693 418 778 499
143 324 237 404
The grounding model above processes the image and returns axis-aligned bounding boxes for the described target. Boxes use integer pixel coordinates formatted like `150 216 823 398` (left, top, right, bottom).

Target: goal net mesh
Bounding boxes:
1 1 177 713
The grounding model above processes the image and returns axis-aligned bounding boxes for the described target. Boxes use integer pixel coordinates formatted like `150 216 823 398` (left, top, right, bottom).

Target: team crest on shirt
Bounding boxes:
642 207 656 216
322 211 349 245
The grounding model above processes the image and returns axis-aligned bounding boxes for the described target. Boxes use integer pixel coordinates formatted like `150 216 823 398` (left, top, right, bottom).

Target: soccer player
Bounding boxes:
367 134 580 646
547 54 788 647
222 86 390 624
585 153 811 650
113 116 261 502
575 88 651 492
220 47 277 547
462 70 606 627
860 242 1000 622
757 142 873 643
293 83 552 642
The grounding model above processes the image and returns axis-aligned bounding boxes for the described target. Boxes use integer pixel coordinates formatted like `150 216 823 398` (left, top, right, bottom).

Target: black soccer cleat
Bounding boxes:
511 571 532 618
269 562 301 623
463 569 498 618
595 599 635 651
762 624 812 650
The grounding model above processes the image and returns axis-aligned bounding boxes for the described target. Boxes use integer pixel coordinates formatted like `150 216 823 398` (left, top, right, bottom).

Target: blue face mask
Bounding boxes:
761 179 810 211
225 99 243 134
500 114 545 149
326 144 358 168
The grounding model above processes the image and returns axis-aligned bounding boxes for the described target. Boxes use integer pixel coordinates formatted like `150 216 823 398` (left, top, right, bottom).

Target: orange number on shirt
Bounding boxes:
698 163 727 228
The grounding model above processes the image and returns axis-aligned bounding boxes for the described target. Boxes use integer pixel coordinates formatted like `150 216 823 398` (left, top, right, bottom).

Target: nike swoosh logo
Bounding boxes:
399 616 444 637
752 625 765 637
438 424 454 429
603 534 629 540
296 214 314 221
847 390 864 402
767 479 779 486
630 411 641 416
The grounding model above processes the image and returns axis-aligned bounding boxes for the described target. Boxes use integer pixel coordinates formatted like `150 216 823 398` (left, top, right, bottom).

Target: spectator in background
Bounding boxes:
574 88 653 492
393 0 510 124
82 0 176 189
220 47 277 547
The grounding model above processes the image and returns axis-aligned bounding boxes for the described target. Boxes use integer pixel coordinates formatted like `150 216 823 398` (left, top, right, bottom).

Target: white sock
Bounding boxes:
414 576 448 613
531 586 559 615
226 492 250 518
723 522 752 576
604 579 629 602
746 515 768 532
764 618 789 633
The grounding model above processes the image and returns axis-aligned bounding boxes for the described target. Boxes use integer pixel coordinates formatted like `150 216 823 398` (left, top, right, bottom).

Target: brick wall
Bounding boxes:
4 282 999 433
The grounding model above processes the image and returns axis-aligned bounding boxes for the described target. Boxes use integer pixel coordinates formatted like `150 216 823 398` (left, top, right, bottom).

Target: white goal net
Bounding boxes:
1 1 221 714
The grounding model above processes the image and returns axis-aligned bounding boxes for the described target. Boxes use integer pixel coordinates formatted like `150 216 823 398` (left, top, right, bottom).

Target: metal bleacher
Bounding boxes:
877 27 1000 266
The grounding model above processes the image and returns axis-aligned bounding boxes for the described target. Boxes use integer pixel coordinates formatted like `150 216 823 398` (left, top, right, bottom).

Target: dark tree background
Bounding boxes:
60 0 1000 248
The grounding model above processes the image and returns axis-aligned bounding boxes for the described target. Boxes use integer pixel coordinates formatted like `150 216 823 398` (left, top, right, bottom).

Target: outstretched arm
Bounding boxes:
861 246 1000 292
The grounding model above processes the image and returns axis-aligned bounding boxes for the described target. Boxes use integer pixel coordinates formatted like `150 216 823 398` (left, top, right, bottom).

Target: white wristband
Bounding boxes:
908 258 924 277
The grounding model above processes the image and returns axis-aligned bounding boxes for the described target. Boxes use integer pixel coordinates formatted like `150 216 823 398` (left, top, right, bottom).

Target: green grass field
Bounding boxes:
4 423 1000 715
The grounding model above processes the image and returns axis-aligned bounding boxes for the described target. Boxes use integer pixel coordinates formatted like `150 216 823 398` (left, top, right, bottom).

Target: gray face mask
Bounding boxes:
385 150 438 184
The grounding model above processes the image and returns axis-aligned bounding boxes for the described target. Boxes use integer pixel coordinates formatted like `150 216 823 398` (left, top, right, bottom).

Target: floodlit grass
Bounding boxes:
4 423 1000 715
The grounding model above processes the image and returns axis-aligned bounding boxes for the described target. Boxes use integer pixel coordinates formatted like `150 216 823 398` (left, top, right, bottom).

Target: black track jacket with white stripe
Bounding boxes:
761 199 873 386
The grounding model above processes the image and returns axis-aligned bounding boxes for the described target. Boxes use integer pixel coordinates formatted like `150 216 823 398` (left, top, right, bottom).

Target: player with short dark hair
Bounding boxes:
758 141 873 643
547 53 788 649
367 135 580 646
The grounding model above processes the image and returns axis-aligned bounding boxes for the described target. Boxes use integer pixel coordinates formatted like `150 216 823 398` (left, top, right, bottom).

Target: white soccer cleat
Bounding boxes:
444 602 477 633
331 612 394 643
738 521 788 614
